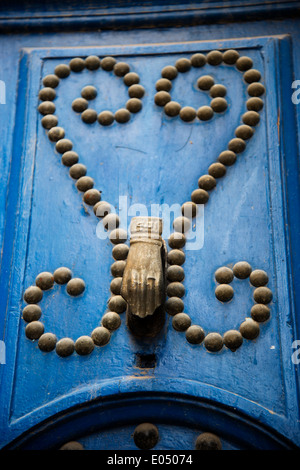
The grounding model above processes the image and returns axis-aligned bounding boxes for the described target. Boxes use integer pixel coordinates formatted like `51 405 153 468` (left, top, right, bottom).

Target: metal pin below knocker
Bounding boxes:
121 217 167 337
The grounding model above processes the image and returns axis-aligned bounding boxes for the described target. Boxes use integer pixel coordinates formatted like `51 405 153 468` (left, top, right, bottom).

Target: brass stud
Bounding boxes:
250 269 269 287
247 82 266 97
228 137 246 153
22 304 42 322
102 213 120 231
167 265 185 282
215 266 234 284
54 64 70 78
215 284 234 302
223 330 243 351
172 313 191 331
48 126 65 142
204 332 223 352
218 150 236 166
113 61 130 77
69 163 87 179
81 109 97 124
115 108 131 123
101 56 116 71
124 72 140 86
76 176 94 192
112 243 129 260
155 78 172 92
110 277 123 295
223 49 239 65
91 326 111 346
166 282 185 298
197 106 213 121
75 336 94 355
85 55 101 70
126 98 142 113
208 162 226 178
94 200 112 217
61 151 79 167
253 286 273 304
168 232 186 249
43 74 60 88
111 260 126 277
190 53 206 67
161 65 178 80
56 338 75 357
102 312 121 331
197 75 214 90
154 91 171 107
246 97 264 112
210 84 227 98
164 101 181 117
181 201 198 218
251 304 270 322
133 423 159 450
128 84 145 98
53 267 72 284
236 56 253 71
206 50 223 65
175 58 191 72
81 85 97 100
243 69 261 83
191 189 209 205
186 325 205 344
108 295 127 313
55 138 73 154
38 333 57 352
198 175 216 191
195 433 222 450
240 318 260 339
72 98 88 113
165 296 184 315
69 57 85 72
66 278 85 296
167 249 185 266
242 110 260 126
39 87 56 101
109 228 128 244
25 321 44 340
173 216 191 233
210 97 227 113
38 101 56 115
98 111 114 126
35 272 54 290
41 115 58 129
233 261 252 279
24 286 43 304
235 125 254 140
83 189 101 206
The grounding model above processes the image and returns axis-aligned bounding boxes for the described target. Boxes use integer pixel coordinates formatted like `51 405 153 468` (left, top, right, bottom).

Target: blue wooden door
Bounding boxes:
0 1 300 450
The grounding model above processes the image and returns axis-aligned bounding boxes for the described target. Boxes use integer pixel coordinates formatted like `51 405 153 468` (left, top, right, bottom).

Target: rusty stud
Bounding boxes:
240 318 260 339
197 75 214 90
253 286 273 304
25 321 44 340
128 84 145 99
250 269 269 287
133 423 159 450
53 267 72 284
85 55 101 70
102 312 121 331
233 261 252 279
109 228 128 244
112 243 129 260
24 286 43 304
167 265 185 282
35 272 54 290
91 326 111 346
108 295 127 313
72 98 88 113
175 58 191 72
102 213 120 231
228 137 246 153
83 189 101 206
43 74 60 88
38 333 57 352
22 304 42 322
81 85 97 100
94 200 112 218
54 64 70 78
154 91 171 107
98 111 114 126
75 336 94 355
168 232 186 249
223 49 239 65
56 338 75 357
167 249 185 266
38 101 56 115
197 106 213 121
155 78 172 92
165 297 184 316
208 162 226 178
191 189 209 204
101 56 117 71
204 332 223 352
166 282 185 298
164 101 181 117
161 65 178 80
39 87 56 101
69 57 85 72
223 330 243 351
251 304 270 322
41 115 58 129
215 284 234 302
81 109 97 124
76 176 94 192
186 325 205 344
198 175 216 191
115 108 131 124
126 98 142 113
55 138 73 154
62 151 79 167
48 126 65 142
218 150 236 166
190 53 206 67
69 163 87 179
207 50 223 65
110 277 123 295
195 433 222 450
215 266 234 284
172 313 191 331
66 278 85 296
247 82 266 97
236 56 253 71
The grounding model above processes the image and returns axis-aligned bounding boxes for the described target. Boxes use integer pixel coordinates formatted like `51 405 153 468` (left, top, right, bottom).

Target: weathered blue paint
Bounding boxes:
0 2 300 450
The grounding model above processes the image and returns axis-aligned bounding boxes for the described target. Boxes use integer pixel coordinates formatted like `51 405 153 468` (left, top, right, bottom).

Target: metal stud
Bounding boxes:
111 260 126 277
240 318 260 339
113 62 130 77
83 189 101 206
98 111 114 126
197 75 214 90
75 336 94 355
204 332 223 352
195 433 222 450
181 201 198 218
251 304 270 322
191 189 209 204
208 162 226 178
210 97 228 113
223 330 243 351
38 333 57 352
60 441 84 450
218 150 236 166
124 72 140 86
35 272 54 290
167 265 185 282
115 108 131 123
175 58 191 72
41 115 58 129
25 321 44 340
186 325 205 344
155 78 172 92
22 304 42 322
108 295 127 313
236 56 253 71
24 286 43 304
53 267 72 284
166 282 185 298
190 53 206 67
197 106 213 121
43 74 60 88
81 109 97 123
173 216 191 233
172 313 191 331
165 297 184 315
161 65 178 80
167 249 185 266
102 213 120 231
215 284 234 302
76 176 94 192
198 175 216 191
66 278 86 296
72 98 88 113
250 269 269 287
109 228 128 244
102 312 121 331
91 326 111 346
55 138 73 154
110 277 123 295
85 55 101 70
207 50 223 65
38 101 56 115
69 57 85 72
94 200 112 218
112 243 129 260
242 110 260 126
154 91 171 106
39 87 56 101
69 163 87 179
133 423 159 450
54 64 70 78
215 266 234 284
128 84 145 98
210 84 227 98
228 137 246 153
246 97 264 112
126 98 142 113
48 126 65 142
168 232 186 249
222 49 239 65
81 85 97 100
243 69 261 83
101 56 116 71
247 82 266 97
253 286 273 304
164 101 181 117
61 151 79 167
235 125 254 140
233 261 252 279
56 338 75 357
